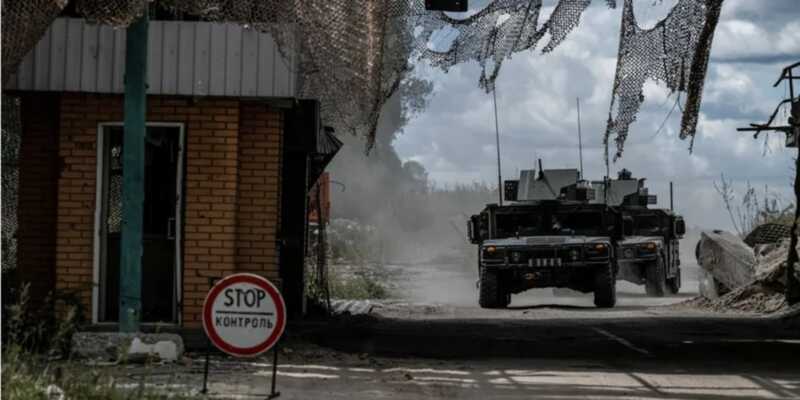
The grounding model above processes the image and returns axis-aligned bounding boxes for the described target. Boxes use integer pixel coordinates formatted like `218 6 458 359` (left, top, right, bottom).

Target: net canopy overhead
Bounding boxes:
2 0 724 154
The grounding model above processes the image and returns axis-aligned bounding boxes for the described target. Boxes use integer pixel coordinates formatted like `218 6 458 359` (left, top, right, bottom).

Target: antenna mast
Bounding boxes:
493 87 503 206
576 98 584 180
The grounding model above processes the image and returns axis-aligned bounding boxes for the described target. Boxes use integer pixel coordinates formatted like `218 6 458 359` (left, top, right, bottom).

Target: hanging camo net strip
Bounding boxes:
2 96 21 273
413 0 604 93
604 0 724 159
162 0 416 148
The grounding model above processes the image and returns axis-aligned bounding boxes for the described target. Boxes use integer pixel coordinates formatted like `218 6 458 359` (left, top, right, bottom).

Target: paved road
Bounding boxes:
281 262 800 399
141 262 799 399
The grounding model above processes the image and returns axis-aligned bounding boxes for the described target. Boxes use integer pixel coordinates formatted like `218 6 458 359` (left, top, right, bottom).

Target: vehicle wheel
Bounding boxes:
645 256 667 297
478 268 507 308
667 268 681 295
593 263 617 308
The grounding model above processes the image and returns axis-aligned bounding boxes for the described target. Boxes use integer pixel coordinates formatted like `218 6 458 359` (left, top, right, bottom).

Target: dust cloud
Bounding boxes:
326 90 495 305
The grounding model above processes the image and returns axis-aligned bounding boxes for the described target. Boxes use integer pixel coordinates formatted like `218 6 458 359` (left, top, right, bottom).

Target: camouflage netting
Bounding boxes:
605 0 724 159
2 0 724 151
2 95 21 273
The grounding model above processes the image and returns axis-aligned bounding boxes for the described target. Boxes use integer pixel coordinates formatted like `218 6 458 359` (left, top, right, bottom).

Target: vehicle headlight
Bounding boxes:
585 243 609 258
483 246 503 259
639 242 658 253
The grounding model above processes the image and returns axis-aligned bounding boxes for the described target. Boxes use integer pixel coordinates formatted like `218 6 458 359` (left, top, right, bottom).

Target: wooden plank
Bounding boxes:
256 30 274 97
208 23 226 96
96 25 115 93
147 21 163 94
112 28 126 93
161 21 179 94
224 24 242 96
81 22 99 92
33 27 52 90
240 27 259 96
177 22 195 95
193 23 211 96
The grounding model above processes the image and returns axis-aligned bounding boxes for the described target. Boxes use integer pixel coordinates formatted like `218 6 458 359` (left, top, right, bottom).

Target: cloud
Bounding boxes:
395 0 798 231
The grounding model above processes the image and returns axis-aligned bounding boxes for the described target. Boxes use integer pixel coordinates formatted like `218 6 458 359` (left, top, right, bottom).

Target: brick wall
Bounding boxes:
48 93 283 327
235 102 283 278
16 94 61 305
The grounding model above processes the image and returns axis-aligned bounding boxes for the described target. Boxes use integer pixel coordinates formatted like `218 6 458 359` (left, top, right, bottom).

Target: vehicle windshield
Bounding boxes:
495 213 543 238
634 214 663 235
551 212 605 236
495 208 606 238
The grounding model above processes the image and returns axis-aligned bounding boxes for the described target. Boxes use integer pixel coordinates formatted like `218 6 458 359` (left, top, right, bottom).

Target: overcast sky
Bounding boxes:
395 0 800 231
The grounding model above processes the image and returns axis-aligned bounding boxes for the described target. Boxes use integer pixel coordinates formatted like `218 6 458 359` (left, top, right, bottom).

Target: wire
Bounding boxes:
651 93 681 138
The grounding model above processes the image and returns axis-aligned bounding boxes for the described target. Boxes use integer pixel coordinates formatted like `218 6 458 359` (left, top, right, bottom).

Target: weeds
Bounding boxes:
328 264 391 300
715 174 793 237
2 345 188 399
2 283 84 357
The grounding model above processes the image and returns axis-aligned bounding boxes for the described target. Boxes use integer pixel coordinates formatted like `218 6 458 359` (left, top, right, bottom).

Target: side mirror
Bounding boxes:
468 215 481 244
674 217 686 237
622 216 634 237
504 180 519 202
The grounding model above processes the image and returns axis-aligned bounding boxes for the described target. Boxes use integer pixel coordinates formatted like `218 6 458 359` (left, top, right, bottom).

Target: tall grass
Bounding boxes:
1 284 187 399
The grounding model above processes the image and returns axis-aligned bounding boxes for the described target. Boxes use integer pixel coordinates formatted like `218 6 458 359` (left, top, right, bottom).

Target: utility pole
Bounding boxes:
737 61 800 305
119 9 149 332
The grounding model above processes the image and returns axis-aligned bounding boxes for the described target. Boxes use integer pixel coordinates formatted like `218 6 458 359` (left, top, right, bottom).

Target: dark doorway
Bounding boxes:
98 125 183 323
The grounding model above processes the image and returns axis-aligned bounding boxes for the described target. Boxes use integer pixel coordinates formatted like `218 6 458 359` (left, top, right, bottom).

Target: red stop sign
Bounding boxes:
202 273 286 357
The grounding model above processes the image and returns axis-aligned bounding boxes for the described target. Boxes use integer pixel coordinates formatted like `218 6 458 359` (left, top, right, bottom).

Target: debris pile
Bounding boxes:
693 227 798 314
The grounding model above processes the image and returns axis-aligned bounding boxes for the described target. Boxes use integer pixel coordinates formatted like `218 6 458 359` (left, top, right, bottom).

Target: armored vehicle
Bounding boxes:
467 168 625 308
595 170 686 296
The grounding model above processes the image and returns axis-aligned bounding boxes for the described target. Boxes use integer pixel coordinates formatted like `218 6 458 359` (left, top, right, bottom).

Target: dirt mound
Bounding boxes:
680 283 788 314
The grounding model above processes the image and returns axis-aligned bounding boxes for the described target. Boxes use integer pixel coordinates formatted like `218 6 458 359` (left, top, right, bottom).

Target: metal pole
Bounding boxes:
493 88 503 206
268 343 281 399
670 182 674 212
201 338 211 394
788 67 800 304
604 138 610 205
576 98 584 180
119 8 148 332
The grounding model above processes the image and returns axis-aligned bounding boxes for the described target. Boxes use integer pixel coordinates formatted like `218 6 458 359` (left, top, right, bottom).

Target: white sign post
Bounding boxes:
201 273 286 398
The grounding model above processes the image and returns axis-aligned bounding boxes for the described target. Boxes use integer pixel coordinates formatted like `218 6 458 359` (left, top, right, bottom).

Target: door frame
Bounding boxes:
91 122 185 325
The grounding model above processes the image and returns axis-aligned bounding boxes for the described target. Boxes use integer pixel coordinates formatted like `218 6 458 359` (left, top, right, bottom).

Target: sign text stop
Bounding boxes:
202 273 286 357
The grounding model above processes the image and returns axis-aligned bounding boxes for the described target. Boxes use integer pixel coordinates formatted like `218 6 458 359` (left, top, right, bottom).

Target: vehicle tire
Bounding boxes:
667 267 681 295
593 263 617 308
645 256 667 297
478 268 507 309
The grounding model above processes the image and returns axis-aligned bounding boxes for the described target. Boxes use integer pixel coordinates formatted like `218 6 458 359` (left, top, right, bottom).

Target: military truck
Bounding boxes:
467 169 626 308
594 170 686 296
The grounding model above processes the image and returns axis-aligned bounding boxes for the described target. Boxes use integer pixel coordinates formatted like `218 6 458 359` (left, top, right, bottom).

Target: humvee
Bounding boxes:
467 169 626 308
594 170 686 296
